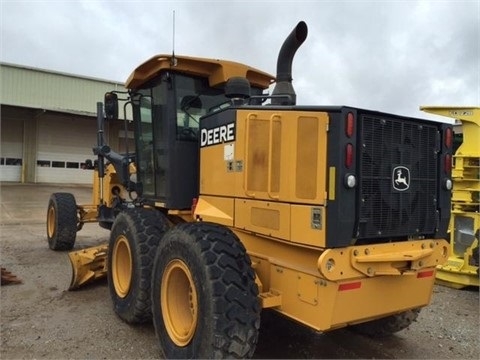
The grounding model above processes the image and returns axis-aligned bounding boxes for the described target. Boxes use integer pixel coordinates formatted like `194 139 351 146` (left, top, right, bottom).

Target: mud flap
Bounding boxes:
68 245 108 290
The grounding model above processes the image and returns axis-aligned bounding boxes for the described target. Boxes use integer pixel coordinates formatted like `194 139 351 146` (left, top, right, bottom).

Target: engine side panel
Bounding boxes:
198 108 329 247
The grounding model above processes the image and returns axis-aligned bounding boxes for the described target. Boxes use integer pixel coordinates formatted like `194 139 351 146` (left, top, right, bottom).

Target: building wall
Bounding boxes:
0 63 133 184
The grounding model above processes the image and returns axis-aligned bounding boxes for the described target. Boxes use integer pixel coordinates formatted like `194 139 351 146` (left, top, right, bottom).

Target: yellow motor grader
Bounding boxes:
47 22 452 358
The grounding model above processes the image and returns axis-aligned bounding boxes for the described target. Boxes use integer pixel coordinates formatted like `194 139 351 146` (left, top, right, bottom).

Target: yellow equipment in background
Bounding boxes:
421 106 479 288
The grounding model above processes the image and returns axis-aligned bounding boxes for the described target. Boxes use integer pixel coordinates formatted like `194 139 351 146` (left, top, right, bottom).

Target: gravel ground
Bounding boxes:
1 184 479 359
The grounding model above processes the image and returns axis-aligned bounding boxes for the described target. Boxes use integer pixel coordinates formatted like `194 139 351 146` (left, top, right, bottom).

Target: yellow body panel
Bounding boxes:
327 273 435 329
291 205 326 247
194 196 234 226
197 109 329 247
200 110 329 203
274 267 436 331
233 110 329 203
235 199 291 240
199 142 237 197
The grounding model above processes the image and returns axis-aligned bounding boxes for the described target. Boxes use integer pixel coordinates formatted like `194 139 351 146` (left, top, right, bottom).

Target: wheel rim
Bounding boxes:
161 259 198 347
112 235 132 298
47 206 55 238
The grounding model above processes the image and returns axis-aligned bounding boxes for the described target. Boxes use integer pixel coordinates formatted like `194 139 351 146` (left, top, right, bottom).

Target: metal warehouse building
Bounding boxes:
0 63 132 184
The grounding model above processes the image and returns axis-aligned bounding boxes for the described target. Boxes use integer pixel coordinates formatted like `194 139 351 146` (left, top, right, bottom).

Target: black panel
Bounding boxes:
437 122 453 238
160 81 200 210
357 114 439 238
165 141 199 209
325 108 358 248
199 108 237 139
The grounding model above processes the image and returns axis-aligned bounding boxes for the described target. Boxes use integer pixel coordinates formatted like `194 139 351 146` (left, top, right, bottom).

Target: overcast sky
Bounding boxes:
1 0 478 122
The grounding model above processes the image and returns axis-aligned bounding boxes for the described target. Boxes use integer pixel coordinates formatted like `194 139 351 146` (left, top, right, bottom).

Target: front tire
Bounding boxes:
151 222 260 359
108 208 169 324
46 193 77 251
350 308 421 337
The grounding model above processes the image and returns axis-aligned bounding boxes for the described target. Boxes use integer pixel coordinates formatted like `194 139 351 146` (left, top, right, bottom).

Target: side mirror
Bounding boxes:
104 92 118 120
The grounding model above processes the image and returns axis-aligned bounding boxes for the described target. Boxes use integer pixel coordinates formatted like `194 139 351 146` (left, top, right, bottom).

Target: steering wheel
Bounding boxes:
180 128 197 140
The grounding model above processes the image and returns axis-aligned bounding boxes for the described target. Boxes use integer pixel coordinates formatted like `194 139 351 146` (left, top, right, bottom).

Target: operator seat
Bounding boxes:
179 95 203 140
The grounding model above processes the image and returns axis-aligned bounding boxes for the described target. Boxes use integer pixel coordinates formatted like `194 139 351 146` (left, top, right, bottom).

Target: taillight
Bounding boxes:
444 127 453 149
444 154 452 174
345 143 354 169
345 112 354 138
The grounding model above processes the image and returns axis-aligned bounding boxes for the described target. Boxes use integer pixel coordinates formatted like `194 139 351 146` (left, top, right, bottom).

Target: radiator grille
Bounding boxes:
358 115 439 238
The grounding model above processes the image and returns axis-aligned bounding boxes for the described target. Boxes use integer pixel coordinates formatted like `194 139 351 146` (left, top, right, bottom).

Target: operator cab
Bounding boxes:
125 55 274 209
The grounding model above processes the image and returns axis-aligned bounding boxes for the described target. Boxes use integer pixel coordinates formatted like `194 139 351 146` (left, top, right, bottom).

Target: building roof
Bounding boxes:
0 62 128 117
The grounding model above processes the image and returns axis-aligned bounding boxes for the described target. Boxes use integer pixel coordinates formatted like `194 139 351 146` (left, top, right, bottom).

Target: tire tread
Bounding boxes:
108 208 169 324
153 222 259 358
47 193 77 251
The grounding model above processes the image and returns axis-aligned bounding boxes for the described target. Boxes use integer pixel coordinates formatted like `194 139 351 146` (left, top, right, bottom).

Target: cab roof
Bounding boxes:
126 54 275 90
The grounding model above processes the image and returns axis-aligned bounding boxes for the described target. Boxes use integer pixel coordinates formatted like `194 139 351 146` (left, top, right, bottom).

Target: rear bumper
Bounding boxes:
246 236 449 332
315 268 437 331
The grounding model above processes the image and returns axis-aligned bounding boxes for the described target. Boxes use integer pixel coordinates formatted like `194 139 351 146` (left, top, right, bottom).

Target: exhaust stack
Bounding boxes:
271 21 308 105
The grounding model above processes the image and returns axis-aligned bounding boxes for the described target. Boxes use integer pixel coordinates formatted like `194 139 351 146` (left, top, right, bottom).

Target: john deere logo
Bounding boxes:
392 166 410 191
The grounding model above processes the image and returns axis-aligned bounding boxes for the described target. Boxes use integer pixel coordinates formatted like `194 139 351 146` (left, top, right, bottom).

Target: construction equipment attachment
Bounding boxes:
68 244 108 290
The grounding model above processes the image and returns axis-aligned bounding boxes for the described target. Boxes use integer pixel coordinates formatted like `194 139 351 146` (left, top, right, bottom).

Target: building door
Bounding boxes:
0 117 23 182
36 114 96 184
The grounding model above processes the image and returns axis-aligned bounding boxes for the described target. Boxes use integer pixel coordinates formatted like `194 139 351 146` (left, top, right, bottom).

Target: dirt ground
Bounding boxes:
1 183 479 359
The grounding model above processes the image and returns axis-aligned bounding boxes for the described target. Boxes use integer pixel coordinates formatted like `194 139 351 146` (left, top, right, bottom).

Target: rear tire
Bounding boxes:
108 208 169 324
151 222 260 359
350 308 421 337
46 193 77 251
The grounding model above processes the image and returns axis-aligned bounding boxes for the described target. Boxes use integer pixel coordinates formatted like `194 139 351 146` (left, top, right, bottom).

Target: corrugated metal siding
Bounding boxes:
0 63 129 117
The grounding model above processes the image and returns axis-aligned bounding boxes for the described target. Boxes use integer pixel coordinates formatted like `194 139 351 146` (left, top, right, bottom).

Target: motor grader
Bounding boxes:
46 21 452 358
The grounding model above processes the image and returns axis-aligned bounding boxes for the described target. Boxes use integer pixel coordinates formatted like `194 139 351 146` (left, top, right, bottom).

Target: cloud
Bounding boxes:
1 0 478 121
